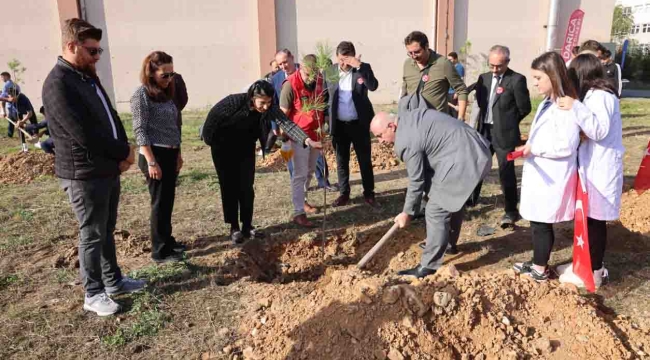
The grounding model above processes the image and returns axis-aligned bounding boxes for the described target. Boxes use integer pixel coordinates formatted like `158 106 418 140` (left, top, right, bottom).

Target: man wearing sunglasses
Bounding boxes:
401 31 468 119
42 18 144 317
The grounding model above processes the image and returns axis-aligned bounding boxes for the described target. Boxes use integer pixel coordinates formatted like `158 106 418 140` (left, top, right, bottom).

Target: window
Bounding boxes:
644 23 650 33
623 6 632 16
634 5 644 13
632 25 641 34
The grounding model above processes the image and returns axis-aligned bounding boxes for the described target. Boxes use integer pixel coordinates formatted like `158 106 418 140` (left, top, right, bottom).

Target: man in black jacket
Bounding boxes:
470 45 531 228
42 18 144 317
326 41 379 208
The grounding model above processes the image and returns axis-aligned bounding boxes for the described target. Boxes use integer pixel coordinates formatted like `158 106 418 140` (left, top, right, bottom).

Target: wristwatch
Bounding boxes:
148 161 157 167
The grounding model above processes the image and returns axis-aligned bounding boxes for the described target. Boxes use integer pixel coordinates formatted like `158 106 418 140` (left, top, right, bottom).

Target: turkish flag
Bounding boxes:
633 139 650 195
573 170 595 292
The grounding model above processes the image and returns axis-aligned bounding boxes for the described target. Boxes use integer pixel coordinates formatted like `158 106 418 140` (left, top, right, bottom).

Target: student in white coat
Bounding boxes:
512 51 584 282
556 54 625 288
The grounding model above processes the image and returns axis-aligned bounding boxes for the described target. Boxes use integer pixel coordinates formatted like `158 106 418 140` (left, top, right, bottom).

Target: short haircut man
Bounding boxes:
401 30 468 119
579 40 603 56
470 44 532 227
42 18 144 317
327 40 380 208
447 52 458 61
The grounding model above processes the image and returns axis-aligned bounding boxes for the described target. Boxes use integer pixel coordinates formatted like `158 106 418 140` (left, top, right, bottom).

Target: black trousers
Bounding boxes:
531 221 555 266
588 217 607 271
138 147 179 260
333 120 374 197
211 144 256 231
471 124 518 214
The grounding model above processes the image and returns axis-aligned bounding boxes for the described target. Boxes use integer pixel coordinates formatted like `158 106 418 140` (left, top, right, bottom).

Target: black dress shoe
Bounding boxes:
397 264 437 278
500 212 522 228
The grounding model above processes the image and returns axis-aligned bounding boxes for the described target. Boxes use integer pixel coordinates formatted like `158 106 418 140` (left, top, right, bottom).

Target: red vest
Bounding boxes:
284 71 324 141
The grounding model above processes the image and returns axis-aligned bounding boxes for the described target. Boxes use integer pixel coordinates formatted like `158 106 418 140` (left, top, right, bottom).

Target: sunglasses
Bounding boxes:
160 72 176 79
82 46 104 56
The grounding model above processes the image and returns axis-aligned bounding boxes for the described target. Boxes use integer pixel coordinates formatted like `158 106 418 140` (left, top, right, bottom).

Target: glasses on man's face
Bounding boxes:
82 46 104 56
407 49 424 57
160 72 176 80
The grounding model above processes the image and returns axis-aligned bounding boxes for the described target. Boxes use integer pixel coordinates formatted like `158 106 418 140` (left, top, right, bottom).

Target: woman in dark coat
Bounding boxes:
202 80 321 243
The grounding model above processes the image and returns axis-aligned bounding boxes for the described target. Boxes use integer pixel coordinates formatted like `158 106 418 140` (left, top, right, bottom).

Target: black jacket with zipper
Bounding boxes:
43 57 130 180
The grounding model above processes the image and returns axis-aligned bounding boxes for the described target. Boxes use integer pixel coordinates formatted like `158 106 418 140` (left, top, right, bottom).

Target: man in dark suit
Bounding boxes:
326 41 379 207
371 96 492 278
470 45 531 228
43 18 144 317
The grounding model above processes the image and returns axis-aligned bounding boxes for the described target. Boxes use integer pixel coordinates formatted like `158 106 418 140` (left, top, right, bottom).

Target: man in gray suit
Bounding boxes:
370 100 491 277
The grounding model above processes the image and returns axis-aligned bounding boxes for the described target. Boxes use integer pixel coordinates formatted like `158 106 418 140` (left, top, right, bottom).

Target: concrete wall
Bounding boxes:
275 0 434 104
0 0 62 108
455 0 615 89
93 0 260 112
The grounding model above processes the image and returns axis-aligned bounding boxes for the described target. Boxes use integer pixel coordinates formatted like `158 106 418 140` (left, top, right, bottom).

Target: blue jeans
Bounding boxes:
288 153 330 187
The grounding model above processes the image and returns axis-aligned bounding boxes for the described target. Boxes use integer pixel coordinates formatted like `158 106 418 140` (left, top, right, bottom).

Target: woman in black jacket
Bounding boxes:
202 80 321 243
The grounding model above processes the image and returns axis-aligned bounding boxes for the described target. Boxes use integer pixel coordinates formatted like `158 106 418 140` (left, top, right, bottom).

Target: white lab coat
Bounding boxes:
520 98 581 223
572 89 625 221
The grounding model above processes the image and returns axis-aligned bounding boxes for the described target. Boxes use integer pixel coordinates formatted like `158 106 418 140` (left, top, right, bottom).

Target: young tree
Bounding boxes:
611 5 634 43
7 59 26 85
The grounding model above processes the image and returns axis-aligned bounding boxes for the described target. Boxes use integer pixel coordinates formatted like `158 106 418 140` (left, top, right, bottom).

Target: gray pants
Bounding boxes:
61 176 123 296
421 202 465 270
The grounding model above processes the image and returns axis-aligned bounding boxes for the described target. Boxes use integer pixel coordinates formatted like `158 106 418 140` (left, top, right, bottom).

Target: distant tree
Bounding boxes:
7 59 26 85
611 5 634 43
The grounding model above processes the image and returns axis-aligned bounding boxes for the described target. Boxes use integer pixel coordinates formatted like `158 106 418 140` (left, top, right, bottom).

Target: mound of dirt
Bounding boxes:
231 266 649 360
257 143 400 174
619 190 650 235
0 152 55 184
256 150 287 172
325 142 400 174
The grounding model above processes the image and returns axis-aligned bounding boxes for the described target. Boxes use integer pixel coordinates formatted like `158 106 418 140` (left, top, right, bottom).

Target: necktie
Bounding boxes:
486 76 501 124
535 99 553 123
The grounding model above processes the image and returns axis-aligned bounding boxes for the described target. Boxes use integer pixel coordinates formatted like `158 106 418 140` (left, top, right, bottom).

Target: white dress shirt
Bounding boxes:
484 74 502 124
337 67 358 121
93 83 118 139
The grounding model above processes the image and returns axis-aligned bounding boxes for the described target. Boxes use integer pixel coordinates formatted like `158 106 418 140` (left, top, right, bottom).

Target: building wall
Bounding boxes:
93 0 260 112
0 0 62 108
455 0 615 88
619 0 650 45
275 0 434 104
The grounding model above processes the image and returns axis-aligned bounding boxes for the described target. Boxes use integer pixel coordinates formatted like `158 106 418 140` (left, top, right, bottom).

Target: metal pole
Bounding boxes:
546 0 560 51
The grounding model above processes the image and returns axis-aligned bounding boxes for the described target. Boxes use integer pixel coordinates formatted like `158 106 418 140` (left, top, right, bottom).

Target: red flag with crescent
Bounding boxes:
633 139 650 195
573 170 595 292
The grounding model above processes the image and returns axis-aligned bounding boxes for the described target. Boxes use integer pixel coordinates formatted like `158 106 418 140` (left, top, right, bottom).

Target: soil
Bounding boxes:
0 151 55 184
257 142 400 174
618 190 650 235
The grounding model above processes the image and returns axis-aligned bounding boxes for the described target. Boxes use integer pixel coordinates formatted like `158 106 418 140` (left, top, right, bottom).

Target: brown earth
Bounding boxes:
257 142 400 174
0 152 54 184
618 190 650 235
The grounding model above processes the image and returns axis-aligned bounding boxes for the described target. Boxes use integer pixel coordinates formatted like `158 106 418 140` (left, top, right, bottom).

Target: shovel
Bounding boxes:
357 222 400 269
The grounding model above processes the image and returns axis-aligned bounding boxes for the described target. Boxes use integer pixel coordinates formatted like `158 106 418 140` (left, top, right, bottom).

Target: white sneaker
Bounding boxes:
21 144 28 153
84 292 121 316
556 262 573 276
35 142 42 149
559 265 609 289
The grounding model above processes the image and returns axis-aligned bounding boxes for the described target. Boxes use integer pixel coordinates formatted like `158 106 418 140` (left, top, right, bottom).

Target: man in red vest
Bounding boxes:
280 54 326 227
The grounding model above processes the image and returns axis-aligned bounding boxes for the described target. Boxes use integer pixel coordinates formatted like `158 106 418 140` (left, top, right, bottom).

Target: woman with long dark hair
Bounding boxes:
556 54 624 288
131 51 185 263
202 80 320 244
512 51 586 282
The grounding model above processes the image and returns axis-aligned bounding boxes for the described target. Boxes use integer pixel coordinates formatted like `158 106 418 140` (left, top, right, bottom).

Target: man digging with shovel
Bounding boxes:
369 96 492 278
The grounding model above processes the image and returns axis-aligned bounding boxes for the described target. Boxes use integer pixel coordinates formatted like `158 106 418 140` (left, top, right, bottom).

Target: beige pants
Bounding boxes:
290 140 320 216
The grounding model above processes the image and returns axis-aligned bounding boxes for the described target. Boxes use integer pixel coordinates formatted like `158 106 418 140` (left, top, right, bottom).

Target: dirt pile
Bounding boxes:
230 266 649 360
256 150 287 172
0 152 55 184
324 142 400 174
618 190 650 234
257 143 400 174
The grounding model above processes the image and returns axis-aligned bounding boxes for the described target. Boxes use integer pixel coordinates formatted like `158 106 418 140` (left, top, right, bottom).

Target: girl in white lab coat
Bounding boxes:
513 51 583 282
557 54 624 288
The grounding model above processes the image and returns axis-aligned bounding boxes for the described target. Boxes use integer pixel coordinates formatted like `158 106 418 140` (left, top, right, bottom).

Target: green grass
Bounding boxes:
54 269 75 284
101 291 168 347
0 235 34 252
119 174 147 195
11 208 34 222
0 273 19 289
128 261 189 284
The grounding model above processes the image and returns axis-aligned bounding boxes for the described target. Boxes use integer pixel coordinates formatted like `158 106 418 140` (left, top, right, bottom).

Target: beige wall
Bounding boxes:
275 0 434 104
455 0 615 89
92 0 260 112
0 0 62 109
